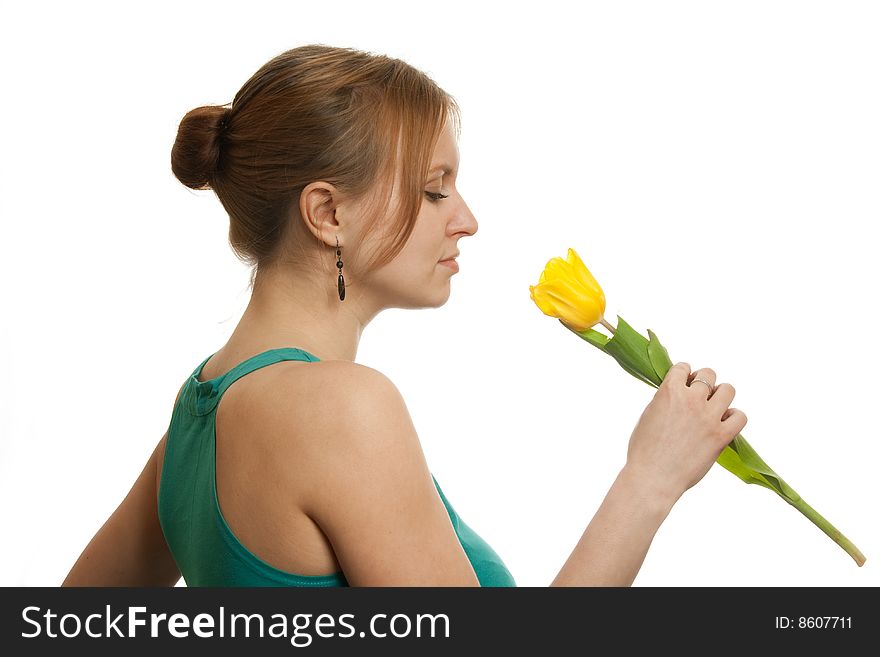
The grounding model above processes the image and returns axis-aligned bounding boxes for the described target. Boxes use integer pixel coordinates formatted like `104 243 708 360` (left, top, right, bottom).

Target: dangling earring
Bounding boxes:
336 235 345 301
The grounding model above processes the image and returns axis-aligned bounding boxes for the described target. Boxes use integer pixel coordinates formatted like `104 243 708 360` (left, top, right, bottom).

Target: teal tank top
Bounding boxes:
158 347 516 587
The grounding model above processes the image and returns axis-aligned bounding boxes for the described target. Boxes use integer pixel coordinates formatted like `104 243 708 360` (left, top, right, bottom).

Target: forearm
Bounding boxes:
550 466 677 586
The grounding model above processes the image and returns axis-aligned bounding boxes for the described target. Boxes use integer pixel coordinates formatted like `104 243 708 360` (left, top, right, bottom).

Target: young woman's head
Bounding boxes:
171 44 478 314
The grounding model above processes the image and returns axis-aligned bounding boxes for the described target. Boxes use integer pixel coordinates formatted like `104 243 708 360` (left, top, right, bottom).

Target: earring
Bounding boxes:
336 235 345 301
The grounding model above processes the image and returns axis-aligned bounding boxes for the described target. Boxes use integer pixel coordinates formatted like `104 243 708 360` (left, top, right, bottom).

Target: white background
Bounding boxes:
2 0 877 587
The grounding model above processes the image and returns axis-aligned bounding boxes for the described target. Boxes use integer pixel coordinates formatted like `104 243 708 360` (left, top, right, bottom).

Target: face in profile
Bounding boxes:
358 119 479 311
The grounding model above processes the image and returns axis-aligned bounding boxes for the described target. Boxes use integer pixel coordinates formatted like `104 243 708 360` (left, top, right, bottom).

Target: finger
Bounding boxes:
662 362 691 388
720 407 748 437
686 367 717 398
708 382 735 409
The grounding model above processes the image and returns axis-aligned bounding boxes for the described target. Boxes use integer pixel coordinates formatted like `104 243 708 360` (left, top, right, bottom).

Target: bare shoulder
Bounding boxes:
256 359 414 469
303 359 400 396
257 360 478 585
252 359 403 418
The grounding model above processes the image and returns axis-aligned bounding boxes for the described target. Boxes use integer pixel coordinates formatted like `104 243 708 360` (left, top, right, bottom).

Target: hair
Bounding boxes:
171 44 461 291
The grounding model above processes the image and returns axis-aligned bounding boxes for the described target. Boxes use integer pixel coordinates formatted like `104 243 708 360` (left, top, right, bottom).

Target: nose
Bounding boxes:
453 195 478 238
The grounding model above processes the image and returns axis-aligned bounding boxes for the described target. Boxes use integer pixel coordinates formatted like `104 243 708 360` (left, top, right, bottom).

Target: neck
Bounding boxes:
225 263 376 363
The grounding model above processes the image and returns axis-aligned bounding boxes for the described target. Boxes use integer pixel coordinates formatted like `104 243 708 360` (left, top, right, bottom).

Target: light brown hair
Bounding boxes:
171 44 461 289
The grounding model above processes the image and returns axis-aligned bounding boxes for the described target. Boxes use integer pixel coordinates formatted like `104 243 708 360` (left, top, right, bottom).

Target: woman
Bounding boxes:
62 44 747 587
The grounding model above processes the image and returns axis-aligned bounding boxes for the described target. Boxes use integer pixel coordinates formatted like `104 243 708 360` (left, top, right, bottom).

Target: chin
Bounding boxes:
427 289 452 308
427 279 453 308
394 283 452 310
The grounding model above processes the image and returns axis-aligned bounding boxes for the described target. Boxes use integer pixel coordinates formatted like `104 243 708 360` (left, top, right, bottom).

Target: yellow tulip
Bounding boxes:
529 247 607 332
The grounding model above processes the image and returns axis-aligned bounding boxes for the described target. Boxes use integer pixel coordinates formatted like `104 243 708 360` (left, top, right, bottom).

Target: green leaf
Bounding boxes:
646 328 674 384
716 443 779 492
725 434 802 502
566 321 611 351
602 316 663 386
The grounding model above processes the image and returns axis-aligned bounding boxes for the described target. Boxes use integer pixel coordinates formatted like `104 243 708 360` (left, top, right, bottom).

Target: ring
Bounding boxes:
690 377 713 391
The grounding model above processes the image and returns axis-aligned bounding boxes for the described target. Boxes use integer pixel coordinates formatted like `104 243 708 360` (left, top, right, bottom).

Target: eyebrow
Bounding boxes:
428 164 457 176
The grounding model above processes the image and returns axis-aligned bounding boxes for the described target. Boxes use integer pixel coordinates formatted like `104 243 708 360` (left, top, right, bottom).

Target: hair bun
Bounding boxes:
171 105 230 190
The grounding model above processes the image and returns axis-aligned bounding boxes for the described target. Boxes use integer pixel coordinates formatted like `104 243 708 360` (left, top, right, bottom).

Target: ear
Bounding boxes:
299 180 344 247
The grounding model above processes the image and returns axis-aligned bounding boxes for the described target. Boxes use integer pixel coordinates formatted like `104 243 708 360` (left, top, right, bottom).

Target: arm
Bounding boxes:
550 466 677 586
62 386 185 587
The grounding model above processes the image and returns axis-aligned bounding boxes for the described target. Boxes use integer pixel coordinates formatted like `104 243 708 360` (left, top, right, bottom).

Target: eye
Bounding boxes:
424 191 449 202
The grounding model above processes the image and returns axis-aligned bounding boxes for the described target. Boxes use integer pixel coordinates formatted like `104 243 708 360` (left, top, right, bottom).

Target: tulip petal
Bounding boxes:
567 248 605 302
529 285 557 317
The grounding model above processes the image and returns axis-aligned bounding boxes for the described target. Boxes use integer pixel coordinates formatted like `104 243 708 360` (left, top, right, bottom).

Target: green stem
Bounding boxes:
599 317 617 334
787 493 866 566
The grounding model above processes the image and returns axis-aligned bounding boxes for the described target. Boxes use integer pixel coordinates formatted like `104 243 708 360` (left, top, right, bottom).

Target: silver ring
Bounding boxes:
690 377 713 391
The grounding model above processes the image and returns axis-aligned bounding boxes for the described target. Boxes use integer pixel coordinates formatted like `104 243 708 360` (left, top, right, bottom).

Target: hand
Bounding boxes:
624 362 748 505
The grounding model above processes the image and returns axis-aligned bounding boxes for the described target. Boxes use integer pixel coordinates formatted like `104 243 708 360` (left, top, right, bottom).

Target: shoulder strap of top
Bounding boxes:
183 347 320 416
